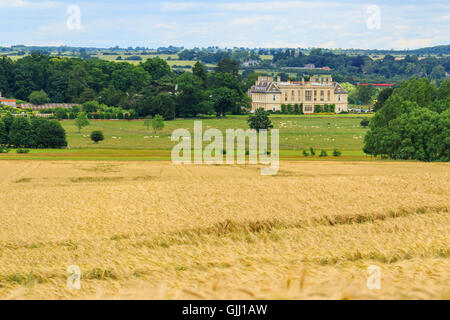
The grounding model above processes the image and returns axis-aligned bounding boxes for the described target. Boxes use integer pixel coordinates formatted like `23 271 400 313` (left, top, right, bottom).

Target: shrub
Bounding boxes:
333 149 342 157
302 150 309 157
90 131 104 143
309 147 316 156
319 150 328 157
0 146 10 153
360 119 370 127
16 148 30 154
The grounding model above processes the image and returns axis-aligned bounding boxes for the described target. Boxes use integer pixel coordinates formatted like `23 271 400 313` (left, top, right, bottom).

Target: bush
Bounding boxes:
0 146 10 153
309 147 316 156
302 149 309 157
319 150 328 157
360 119 370 127
16 148 30 154
90 131 104 143
333 149 342 157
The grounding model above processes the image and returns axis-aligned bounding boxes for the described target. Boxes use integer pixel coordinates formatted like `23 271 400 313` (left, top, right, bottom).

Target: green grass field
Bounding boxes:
0 115 379 161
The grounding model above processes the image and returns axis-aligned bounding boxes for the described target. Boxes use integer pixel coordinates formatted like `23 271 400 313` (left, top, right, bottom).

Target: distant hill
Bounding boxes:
1 45 449 56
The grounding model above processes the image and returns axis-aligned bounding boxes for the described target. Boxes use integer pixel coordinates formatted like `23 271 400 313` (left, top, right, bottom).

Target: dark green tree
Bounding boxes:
9 117 33 148
0 119 7 145
193 62 207 83
90 130 104 143
141 57 171 80
29 90 50 105
34 119 67 148
247 108 273 132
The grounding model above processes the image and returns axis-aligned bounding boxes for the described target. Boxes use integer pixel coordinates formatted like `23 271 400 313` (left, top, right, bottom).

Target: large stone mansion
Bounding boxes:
248 75 348 114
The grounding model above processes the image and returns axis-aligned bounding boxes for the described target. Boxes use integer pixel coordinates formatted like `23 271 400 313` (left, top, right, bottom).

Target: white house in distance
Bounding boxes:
248 75 349 114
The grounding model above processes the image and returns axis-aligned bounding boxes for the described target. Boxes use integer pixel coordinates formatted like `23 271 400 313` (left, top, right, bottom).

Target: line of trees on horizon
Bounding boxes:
0 53 255 119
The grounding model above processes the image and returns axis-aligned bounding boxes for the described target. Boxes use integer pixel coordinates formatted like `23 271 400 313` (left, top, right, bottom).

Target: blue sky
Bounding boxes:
0 0 448 49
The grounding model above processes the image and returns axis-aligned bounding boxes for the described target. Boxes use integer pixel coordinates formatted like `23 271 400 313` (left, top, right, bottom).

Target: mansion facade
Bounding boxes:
248 75 348 114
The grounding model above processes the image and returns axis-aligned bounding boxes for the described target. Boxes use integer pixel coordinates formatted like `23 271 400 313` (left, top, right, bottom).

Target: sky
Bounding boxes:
0 0 449 49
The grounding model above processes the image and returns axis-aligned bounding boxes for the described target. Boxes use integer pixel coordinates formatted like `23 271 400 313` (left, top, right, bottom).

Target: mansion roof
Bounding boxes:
249 81 281 94
250 79 349 95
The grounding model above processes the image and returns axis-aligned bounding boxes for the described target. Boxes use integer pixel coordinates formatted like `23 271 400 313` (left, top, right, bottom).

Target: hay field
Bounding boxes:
0 160 448 300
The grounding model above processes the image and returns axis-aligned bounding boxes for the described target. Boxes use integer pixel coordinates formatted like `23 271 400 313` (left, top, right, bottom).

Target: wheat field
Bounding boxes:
0 160 448 300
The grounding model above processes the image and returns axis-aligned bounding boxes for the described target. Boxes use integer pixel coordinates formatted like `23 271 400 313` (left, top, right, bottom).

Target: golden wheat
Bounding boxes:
0 160 448 300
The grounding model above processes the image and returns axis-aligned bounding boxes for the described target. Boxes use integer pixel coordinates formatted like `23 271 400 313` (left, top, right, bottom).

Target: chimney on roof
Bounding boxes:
302 78 305 85
277 76 280 83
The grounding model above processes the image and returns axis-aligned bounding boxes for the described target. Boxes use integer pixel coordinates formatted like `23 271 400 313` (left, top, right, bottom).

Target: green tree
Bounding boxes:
75 112 89 133
363 78 449 161
55 109 68 120
0 119 7 145
193 61 207 83
29 90 50 105
151 114 165 133
90 130 104 143
9 117 33 148
356 85 376 105
34 119 67 148
215 58 239 75
360 119 370 127
66 64 88 102
140 57 171 80
78 87 97 103
152 93 176 120
82 100 100 113
175 72 205 117
247 108 273 132
374 87 393 112
2 112 14 136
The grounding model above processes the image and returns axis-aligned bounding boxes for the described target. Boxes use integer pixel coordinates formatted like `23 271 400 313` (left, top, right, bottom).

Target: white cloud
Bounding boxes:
259 40 307 48
231 15 274 26
220 1 341 12
318 41 336 48
0 0 58 8
391 37 435 50
392 25 409 30
161 2 200 11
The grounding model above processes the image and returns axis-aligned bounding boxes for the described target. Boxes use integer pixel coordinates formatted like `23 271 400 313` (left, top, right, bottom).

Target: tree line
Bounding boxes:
0 114 67 148
268 48 450 83
0 53 252 119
